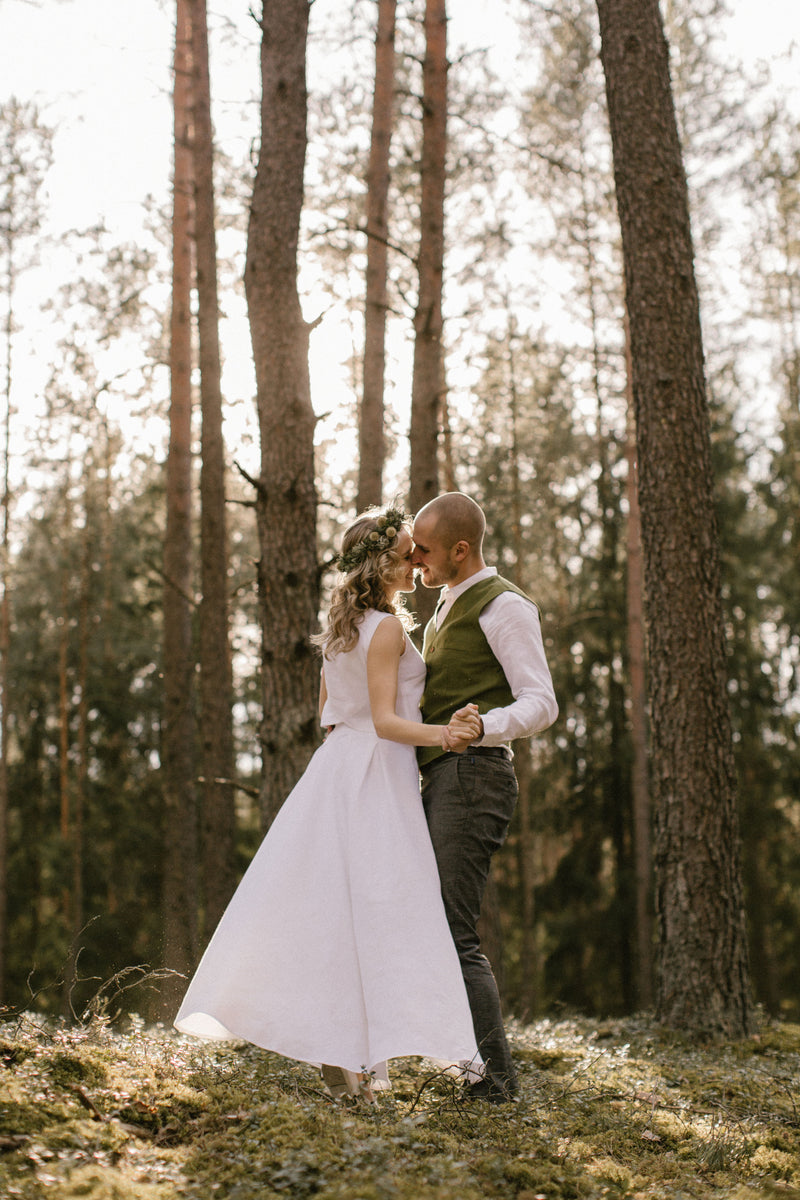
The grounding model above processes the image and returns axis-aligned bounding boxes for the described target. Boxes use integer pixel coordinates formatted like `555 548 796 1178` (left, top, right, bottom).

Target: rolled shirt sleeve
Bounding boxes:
476 592 558 745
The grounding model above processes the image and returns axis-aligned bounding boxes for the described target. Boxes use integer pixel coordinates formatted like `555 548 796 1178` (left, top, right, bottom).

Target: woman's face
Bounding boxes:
388 528 416 595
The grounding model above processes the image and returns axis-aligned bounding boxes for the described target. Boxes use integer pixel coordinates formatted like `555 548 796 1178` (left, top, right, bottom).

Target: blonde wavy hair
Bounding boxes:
314 509 416 658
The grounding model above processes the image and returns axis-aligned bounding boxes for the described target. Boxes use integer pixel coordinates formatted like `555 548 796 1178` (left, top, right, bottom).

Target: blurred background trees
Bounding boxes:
0 0 798 1028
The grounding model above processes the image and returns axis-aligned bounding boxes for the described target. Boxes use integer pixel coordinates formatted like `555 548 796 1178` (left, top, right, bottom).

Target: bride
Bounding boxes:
175 506 481 1101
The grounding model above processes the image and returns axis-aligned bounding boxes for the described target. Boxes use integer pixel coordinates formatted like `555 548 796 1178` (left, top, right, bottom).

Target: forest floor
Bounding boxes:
1 1001 799 1200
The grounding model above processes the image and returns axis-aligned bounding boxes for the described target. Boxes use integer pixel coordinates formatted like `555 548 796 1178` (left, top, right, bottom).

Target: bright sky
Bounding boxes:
0 0 793 241
1 0 798 481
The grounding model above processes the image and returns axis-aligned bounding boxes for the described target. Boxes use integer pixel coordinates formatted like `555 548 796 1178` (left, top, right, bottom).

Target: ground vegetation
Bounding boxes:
1 1002 798 1199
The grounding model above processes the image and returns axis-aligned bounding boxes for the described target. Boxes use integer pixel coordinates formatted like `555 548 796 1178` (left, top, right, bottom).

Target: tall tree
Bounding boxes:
740 106 800 1016
513 0 639 1012
161 0 198 1011
504 310 539 1019
595 0 752 1035
0 98 53 1005
36 220 164 1014
409 0 447 626
465 327 628 1016
244 0 319 827
189 0 237 931
7 461 167 1019
357 0 397 510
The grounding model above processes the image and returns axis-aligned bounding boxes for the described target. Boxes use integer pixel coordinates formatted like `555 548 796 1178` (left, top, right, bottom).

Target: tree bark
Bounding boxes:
58 559 71 1016
410 0 447 628
357 0 396 511
244 0 319 828
0 277 9 1007
189 0 237 931
595 0 752 1035
580 162 636 1011
506 312 538 1017
63 493 91 1013
161 0 199 1010
0 101 53 1003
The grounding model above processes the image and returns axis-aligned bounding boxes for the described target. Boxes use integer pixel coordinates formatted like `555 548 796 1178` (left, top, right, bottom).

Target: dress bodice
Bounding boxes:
320 609 425 733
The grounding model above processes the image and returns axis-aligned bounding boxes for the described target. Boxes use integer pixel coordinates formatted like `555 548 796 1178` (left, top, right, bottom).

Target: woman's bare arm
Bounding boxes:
367 617 479 749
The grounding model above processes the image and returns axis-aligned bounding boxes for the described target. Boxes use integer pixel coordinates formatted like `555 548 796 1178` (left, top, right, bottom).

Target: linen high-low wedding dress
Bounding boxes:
174 610 478 1084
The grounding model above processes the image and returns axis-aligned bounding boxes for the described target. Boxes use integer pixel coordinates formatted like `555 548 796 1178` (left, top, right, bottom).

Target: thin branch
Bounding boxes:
307 219 417 264
234 459 264 496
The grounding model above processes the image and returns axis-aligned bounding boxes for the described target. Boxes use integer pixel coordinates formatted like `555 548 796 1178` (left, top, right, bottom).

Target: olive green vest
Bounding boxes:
418 575 536 767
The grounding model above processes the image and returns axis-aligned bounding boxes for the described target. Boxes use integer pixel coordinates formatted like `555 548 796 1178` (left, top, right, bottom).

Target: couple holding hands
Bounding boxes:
176 492 557 1105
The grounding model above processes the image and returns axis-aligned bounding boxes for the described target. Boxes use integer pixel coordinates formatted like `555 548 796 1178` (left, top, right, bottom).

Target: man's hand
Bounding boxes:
442 703 482 753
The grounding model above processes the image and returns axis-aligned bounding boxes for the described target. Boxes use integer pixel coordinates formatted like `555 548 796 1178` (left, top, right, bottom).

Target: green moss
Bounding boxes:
48 1049 108 1089
515 1045 575 1073
0 1014 798 1200
752 1021 800 1056
0 1037 32 1067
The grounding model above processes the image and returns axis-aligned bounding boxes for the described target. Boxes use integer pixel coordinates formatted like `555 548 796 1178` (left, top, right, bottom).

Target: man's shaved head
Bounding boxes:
414 493 486 552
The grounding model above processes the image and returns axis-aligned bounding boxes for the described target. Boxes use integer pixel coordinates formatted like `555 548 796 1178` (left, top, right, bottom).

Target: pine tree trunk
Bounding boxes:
439 390 456 494
189 0 237 930
410 0 447 627
161 0 199 1010
64 498 91 1011
357 0 396 511
624 310 653 1010
507 315 538 1017
581 167 636 1010
739 765 780 1015
0 103 51 1005
595 0 752 1036
0 572 7 1009
0 300 9 1006
58 562 71 1016
244 0 319 828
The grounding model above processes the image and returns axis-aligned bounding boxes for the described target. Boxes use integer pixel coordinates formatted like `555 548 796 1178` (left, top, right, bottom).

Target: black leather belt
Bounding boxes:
465 746 512 761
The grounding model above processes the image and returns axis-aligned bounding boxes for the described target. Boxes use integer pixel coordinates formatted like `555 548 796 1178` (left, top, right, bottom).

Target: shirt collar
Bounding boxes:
440 566 497 607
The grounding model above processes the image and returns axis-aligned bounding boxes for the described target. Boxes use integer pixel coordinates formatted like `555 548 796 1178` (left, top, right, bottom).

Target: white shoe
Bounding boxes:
321 1064 376 1104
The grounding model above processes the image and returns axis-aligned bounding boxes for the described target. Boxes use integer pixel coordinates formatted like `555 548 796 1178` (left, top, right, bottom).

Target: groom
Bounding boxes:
412 492 558 1103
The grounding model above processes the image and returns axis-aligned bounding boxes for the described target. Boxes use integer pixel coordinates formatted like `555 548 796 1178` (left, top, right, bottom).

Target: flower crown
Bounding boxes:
336 507 409 574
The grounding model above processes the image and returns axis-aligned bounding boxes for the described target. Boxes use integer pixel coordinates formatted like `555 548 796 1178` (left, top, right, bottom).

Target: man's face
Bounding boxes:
411 515 459 589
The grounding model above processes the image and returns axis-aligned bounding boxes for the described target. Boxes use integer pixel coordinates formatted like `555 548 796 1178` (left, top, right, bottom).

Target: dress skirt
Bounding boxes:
174 723 479 1080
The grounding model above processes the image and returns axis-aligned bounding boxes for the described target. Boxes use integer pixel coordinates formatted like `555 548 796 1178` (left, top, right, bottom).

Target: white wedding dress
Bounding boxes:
174 610 479 1082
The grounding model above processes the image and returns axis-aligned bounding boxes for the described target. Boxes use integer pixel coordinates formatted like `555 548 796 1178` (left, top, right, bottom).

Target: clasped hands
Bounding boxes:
441 703 482 753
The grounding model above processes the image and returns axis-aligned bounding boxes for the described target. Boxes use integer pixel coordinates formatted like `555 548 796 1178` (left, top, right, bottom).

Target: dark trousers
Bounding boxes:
421 751 518 1096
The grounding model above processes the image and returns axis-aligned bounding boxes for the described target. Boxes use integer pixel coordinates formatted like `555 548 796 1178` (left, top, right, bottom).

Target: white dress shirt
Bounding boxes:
435 567 558 746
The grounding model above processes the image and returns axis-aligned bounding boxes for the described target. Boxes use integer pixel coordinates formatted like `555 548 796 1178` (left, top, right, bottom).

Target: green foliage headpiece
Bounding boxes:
336 507 409 575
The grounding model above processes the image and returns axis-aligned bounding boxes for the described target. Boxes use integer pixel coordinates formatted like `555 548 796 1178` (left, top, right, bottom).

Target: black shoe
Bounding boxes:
463 1079 518 1105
